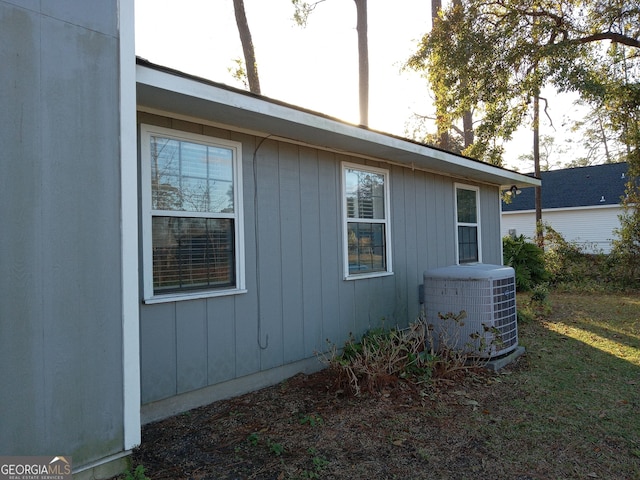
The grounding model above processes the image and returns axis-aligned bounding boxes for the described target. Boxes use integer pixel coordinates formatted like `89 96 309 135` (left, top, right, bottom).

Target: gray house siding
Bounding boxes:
480 185 503 263
0 0 127 469
138 113 502 409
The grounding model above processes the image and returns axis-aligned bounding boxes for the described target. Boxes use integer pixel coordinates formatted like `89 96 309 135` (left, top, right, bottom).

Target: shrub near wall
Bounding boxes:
503 234 548 291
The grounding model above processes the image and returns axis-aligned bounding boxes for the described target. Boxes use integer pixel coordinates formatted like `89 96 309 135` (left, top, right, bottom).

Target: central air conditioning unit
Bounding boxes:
423 264 518 358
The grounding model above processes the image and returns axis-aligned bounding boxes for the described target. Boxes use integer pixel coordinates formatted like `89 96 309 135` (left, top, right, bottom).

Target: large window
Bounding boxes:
342 163 392 279
455 184 481 264
141 125 244 301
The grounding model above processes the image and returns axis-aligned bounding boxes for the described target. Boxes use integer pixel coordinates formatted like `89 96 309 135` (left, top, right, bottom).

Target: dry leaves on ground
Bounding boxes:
120 363 539 480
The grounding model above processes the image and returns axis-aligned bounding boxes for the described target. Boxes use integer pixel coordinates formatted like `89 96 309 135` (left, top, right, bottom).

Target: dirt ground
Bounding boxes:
117 360 538 480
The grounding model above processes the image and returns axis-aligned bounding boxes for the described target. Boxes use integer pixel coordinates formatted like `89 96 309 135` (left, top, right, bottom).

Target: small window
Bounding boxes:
141 125 245 301
342 162 392 279
455 184 481 264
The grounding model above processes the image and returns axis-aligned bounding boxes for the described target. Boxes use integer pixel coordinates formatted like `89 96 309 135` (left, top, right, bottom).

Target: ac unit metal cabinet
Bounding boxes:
423 264 518 358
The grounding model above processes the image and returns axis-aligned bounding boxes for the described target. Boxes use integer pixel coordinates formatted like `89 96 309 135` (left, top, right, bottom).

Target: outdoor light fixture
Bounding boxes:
506 185 521 196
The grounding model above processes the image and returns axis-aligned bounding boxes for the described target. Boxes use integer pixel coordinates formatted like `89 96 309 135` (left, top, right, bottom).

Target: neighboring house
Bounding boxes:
501 163 629 253
1 1 539 478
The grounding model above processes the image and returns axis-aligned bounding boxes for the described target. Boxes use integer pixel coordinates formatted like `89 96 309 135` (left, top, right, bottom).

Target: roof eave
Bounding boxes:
136 62 540 189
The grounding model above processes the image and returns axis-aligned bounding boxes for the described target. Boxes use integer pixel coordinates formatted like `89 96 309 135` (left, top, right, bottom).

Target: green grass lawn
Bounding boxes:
477 291 640 478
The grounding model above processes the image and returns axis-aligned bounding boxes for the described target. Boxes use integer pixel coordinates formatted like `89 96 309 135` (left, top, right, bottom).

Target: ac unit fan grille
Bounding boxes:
491 276 517 352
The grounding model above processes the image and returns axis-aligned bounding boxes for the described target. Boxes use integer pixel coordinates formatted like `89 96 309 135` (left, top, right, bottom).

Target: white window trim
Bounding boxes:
455 183 482 264
140 124 246 303
341 161 393 280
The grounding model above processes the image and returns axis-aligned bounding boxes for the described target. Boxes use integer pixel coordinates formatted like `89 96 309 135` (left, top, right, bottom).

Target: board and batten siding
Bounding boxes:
138 113 503 416
501 205 623 253
0 0 129 468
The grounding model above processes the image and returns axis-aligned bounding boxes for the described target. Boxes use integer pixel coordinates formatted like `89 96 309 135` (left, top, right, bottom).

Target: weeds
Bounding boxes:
518 285 552 321
266 439 284 456
300 448 330 478
424 311 506 375
247 432 259 446
321 319 431 395
423 311 475 379
299 413 324 427
322 312 503 395
246 432 285 457
123 465 149 480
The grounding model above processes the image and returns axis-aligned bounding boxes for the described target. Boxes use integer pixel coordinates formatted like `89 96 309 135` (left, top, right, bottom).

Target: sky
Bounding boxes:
135 0 584 171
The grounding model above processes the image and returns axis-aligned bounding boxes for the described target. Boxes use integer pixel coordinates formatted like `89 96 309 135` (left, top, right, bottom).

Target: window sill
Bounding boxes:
143 288 248 304
344 271 394 281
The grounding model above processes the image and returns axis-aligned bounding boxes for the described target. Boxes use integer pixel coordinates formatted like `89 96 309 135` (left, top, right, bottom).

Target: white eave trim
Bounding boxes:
136 63 540 189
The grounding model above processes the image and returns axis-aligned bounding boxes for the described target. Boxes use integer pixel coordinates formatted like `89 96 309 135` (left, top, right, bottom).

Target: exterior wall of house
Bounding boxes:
138 113 503 417
0 0 128 471
501 205 623 253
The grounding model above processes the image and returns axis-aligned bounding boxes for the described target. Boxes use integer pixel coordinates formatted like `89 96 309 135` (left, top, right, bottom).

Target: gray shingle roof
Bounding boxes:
502 162 629 211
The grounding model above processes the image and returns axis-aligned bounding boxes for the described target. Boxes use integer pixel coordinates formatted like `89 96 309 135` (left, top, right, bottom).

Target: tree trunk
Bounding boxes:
431 0 440 19
431 0 449 149
432 0 472 151
597 115 611 163
533 94 543 246
233 0 261 94
354 0 369 126
453 0 473 149
462 109 474 147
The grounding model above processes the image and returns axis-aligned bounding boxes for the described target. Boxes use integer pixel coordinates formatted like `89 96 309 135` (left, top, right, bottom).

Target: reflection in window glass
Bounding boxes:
456 188 477 223
347 222 386 274
142 125 243 298
150 135 234 213
456 186 479 264
345 168 385 219
343 164 390 277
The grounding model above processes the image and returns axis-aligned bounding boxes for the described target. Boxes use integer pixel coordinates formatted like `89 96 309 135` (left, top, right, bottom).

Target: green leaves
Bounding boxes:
503 234 549 291
406 0 640 166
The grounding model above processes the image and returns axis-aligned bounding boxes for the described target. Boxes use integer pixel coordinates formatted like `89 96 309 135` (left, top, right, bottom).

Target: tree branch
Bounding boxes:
571 32 640 49
292 0 327 27
539 96 555 131
450 123 464 137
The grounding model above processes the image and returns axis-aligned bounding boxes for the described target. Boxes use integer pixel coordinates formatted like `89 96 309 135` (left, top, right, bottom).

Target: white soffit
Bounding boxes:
136 63 539 189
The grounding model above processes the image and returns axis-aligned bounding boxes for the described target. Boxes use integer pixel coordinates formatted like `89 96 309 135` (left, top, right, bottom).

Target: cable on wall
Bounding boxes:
253 134 274 350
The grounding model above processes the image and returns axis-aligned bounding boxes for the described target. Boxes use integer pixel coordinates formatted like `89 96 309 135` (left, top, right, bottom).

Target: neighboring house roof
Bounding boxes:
502 162 628 212
136 57 539 190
